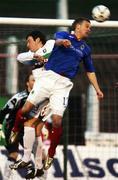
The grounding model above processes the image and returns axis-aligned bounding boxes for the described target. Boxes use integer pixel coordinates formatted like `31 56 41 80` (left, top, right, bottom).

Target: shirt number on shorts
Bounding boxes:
63 97 68 106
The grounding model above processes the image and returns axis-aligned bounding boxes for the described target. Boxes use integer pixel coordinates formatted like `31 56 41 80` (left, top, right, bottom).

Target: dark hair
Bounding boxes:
26 30 46 45
71 17 90 31
25 72 33 83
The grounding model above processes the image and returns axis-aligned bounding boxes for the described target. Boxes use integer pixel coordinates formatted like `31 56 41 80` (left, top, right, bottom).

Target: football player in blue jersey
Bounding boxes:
10 17 104 170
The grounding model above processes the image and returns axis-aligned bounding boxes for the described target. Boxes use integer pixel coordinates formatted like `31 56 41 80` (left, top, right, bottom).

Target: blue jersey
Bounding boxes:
45 31 95 79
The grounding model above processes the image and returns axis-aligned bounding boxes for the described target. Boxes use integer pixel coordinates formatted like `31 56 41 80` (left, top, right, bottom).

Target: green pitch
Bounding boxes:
0 96 8 108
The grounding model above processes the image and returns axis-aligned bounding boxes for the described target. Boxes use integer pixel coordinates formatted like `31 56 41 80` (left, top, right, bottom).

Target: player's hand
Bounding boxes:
34 55 46 63
96 89 104 99
62 39 72 48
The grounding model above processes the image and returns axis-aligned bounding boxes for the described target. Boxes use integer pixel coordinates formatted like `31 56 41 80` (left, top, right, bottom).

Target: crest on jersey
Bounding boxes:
43 48 47 53
31 90 34 94
80 44 85 50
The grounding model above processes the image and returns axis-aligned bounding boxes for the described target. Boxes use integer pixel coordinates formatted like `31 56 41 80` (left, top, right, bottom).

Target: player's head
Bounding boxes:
71 17 91 39
26 30 46 52
25 73 35 92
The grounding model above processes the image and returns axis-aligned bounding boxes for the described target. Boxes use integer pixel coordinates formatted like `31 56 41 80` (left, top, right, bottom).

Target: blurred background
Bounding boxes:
0 0 118 20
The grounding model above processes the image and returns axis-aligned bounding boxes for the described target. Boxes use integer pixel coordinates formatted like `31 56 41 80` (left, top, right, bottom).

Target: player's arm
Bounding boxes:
55 39 71 48
83 49 104 99
0 98 15 124
17 51 38 65
0 105 9 146
17 51 34 62
17 40 55 64
0 95 18 145
17 50 44 65
0 93 21 124
54 31 71 48
0 108 8 124
86 72 104 99
0 102 13 124
34 39 55 63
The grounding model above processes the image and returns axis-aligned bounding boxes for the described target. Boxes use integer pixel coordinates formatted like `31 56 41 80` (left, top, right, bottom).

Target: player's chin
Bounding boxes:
85 31 90 36
83 32 89 38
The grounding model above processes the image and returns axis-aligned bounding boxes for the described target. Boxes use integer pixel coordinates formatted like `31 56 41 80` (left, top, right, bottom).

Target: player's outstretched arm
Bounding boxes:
86 72 104 99
17 51 35 64
17 40 55 65
55 39 71 48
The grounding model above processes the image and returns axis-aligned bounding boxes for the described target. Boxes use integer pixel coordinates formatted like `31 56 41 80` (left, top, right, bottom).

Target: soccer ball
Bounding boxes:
92 5 110 22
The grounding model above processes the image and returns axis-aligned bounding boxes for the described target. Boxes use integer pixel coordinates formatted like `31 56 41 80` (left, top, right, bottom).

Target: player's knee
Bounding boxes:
24 118 38 127
22 101 34 115
52 115 62 128
9 152 18 161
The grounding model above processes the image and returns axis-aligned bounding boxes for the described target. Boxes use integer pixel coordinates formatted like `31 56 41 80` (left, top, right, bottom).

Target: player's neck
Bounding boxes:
74 33 82 41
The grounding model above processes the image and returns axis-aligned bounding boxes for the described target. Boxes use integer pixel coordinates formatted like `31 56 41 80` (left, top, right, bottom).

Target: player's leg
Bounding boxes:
3 121 19 180
25 103 52 179
10 101 51 171
43 114 63 170
9 79 49 143
44 77 73 170
25 135 44 179
11 73 49 133
10 126 35 169
9 118 40 169
25 104 51 179
11 101 34 132
4 118 19 161
22 118 42 166
9 108 36 145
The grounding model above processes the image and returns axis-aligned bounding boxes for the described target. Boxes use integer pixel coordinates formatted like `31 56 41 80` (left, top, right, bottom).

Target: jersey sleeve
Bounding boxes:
83 48 95 72
0 94 19 124
17 40 55 66
35 39 55 59
54 31 69 40
17 50 39 66
17 50 34 61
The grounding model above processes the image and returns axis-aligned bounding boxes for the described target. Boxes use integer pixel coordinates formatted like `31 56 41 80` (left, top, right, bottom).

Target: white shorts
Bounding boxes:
34 99 52 122
28 99 52 122
27 69 73 116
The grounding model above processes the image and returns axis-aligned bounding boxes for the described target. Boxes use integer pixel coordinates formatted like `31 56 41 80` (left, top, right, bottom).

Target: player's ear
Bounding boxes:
36 37 40 43
74 25 81 33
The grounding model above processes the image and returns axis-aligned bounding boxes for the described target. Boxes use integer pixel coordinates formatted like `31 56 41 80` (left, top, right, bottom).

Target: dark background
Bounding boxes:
0 0 118 20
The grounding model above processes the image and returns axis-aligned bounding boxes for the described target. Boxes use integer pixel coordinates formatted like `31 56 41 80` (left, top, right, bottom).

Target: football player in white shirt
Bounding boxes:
10 31 55 179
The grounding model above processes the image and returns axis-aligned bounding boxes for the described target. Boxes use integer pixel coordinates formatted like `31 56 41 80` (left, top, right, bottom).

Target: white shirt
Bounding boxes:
17 39 55 65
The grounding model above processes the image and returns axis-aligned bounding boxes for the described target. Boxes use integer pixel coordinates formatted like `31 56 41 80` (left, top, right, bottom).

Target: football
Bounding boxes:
92 5 110 22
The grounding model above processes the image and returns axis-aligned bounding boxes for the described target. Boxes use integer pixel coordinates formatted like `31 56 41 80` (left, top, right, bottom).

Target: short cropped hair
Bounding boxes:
71 17 90 31
26 30 46 45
